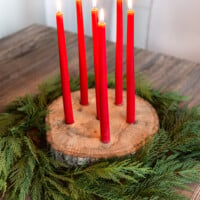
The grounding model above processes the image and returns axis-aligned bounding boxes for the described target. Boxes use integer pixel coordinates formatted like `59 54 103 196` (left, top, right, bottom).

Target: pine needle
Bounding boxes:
0 73 199 200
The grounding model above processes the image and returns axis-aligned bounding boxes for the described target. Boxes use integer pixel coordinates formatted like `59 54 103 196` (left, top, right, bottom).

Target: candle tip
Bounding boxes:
56 0 62 12
93 0 97 8
99 9 104 22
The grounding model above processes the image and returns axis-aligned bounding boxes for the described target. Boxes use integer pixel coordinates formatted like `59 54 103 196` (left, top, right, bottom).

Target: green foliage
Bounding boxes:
0 73 199 200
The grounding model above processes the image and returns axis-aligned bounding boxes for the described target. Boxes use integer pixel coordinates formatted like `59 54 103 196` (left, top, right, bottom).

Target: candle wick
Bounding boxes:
93 0 97 8
99 9 104 22
57 0 62 12
128 0 133 10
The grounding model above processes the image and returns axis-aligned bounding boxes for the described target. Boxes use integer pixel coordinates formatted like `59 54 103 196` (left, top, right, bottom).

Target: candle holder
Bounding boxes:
46 89 159 166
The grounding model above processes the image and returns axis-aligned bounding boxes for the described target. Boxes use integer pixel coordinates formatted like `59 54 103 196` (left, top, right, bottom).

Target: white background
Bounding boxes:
0 0 200 63
0 0 45 38
148 0 200 63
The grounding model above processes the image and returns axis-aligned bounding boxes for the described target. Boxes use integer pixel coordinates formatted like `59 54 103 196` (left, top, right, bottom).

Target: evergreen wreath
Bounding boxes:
0 73 200 200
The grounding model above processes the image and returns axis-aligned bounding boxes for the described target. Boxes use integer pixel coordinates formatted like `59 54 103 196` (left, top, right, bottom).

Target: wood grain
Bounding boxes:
0 24 199 198
0 25 200 113
46 89 159 159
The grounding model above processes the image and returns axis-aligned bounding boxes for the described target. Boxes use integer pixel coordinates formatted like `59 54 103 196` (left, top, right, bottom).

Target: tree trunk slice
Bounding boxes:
46 89 159 166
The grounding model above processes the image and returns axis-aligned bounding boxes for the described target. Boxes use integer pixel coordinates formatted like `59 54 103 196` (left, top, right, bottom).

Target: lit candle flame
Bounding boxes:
93 0 97 8
57 0 62 12
99 9 104 22
128 0 133 10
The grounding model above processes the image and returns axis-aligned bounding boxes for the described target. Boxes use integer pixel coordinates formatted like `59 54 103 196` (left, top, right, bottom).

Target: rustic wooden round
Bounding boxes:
46 89 159 163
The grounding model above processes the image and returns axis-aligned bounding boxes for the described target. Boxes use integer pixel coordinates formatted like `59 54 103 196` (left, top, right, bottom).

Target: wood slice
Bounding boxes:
46 89 159 165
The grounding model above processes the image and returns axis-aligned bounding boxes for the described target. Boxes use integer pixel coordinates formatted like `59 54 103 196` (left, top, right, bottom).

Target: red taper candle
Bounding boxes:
115 0 123 105
98 9 110 143
76 0 88 105
91 2 100 120
56 3 74 124
126 0 135 124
